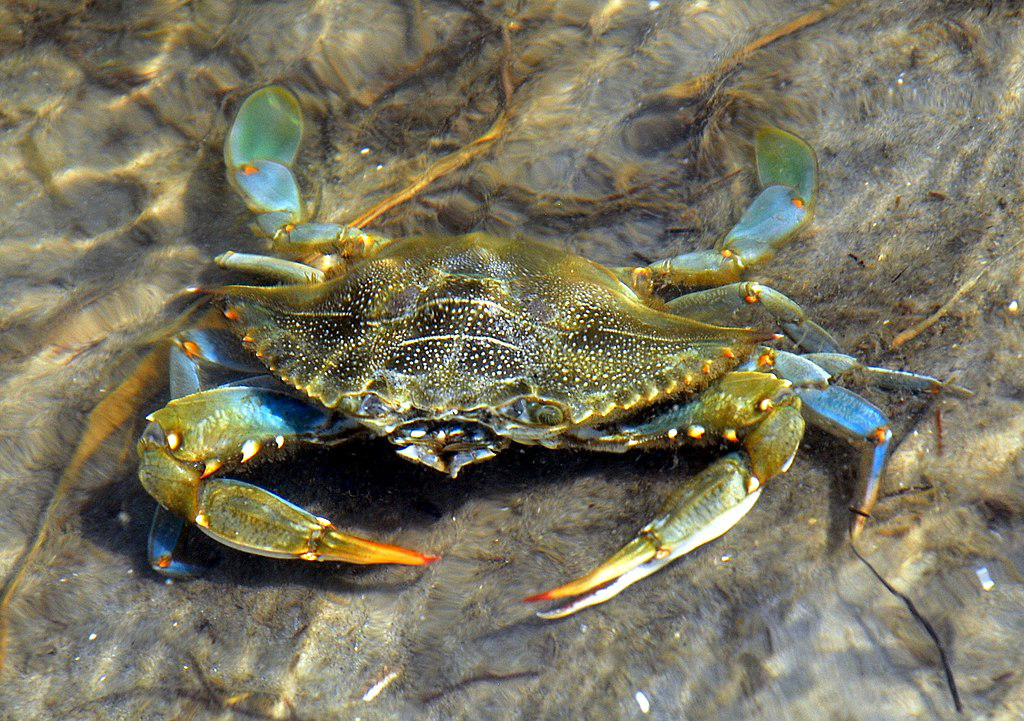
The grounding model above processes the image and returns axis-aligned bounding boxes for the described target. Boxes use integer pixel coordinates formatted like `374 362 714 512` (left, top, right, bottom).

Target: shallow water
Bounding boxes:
1 1 1022 719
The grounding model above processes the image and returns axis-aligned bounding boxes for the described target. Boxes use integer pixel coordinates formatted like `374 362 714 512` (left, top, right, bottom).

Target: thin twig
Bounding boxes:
891 271 983 349
349 113 508 229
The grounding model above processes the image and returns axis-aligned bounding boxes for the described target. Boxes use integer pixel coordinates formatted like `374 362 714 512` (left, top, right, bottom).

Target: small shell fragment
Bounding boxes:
362 670 399 702
976 566 994 591
635 690 651 714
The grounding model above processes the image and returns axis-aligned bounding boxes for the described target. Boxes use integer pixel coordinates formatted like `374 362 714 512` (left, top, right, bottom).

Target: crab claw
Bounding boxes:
522 536 658 604
526 454 762 619
304 523 440 567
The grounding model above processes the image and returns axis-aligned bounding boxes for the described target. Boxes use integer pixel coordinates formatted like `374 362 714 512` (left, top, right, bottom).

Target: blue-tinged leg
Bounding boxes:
664 281 842 353
148 505 208 578
791 384 891 536
613 126 817 291
146 339 216 577
225 86 394 260
802 352 973 397
773 348 970 533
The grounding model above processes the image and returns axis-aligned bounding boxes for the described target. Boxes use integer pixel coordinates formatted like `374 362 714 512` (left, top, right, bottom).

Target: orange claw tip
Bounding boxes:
522 575 613 603
522 589 563 604
353 541 440 567
522 537 657 603
522 573 611 604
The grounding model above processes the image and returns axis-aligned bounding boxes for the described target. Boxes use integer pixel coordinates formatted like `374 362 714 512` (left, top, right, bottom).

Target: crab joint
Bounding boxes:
223 308 241 321
629 267 653 295
871 426 892 445
758 398 773 412
686 424 705 439
723 428 739 442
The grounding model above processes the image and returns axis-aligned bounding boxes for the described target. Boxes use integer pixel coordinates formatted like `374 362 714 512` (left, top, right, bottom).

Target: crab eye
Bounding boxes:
500 399 565 426
534 404 564 426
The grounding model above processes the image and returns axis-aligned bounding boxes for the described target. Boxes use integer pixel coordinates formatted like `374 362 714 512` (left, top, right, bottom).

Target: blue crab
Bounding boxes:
137 86 951 617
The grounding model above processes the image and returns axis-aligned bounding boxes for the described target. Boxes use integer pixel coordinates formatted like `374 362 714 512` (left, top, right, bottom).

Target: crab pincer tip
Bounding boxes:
522 589 560 604
377 546 441 567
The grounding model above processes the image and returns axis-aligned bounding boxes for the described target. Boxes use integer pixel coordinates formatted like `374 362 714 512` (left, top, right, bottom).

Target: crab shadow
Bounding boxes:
77 436 645 592
77 423 859 600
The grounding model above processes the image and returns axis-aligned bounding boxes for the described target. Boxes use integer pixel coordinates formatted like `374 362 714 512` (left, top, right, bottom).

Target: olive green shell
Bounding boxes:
220 233 760 427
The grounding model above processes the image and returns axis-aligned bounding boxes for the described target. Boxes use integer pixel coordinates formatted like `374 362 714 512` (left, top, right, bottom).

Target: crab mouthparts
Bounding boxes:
391 422 504 477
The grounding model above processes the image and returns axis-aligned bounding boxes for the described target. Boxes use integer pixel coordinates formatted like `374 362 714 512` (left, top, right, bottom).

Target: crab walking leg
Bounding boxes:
665 282 841 353
225 85 394 259
771 349 970 535
800 352 973 397
139 384 437 569
792 385 891 537
615 127 817 291
528 374 805 617
215 251 326 284
147 505 207 578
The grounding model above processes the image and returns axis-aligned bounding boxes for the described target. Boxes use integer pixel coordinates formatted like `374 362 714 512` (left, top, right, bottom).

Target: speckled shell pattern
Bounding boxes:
219 232 761 433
